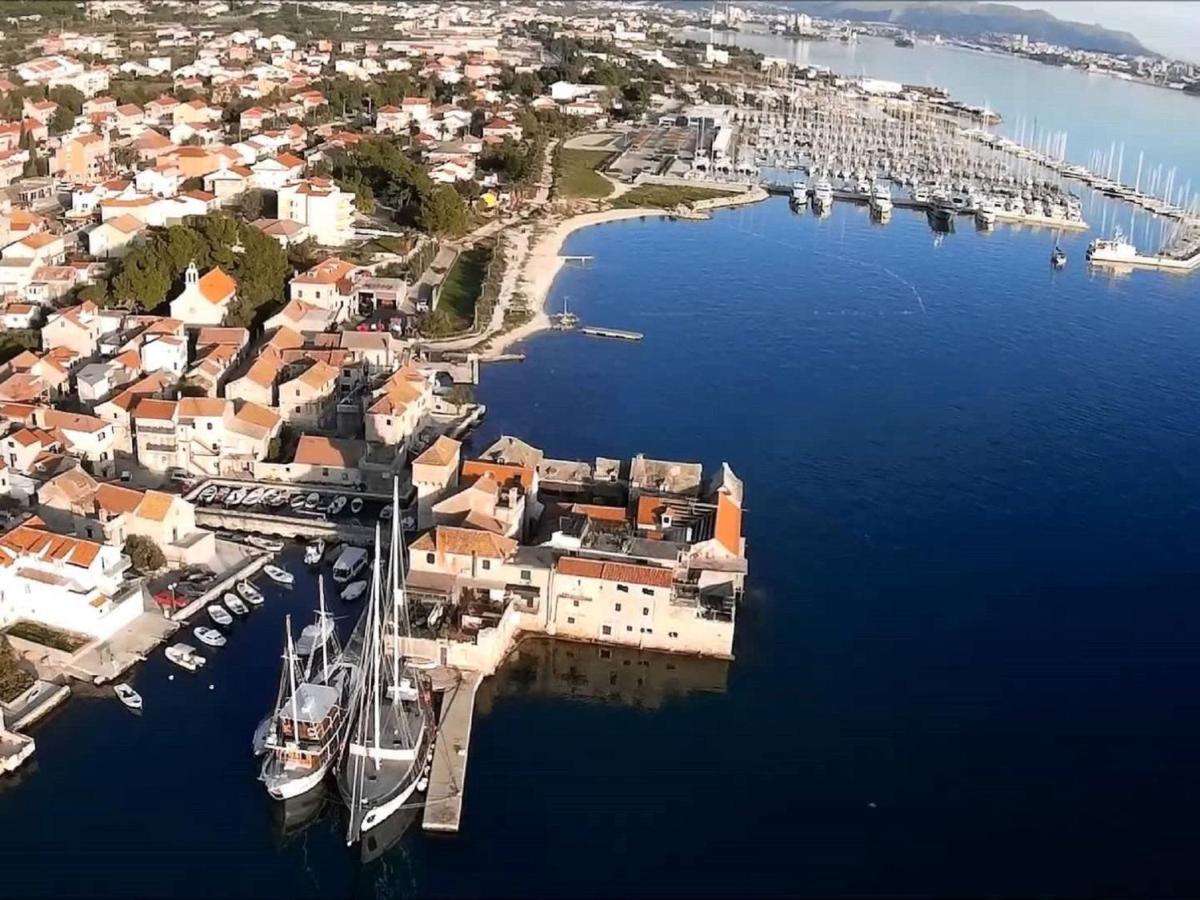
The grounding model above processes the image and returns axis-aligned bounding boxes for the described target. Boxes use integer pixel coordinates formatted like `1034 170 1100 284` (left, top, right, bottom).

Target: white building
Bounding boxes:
277 178 354 246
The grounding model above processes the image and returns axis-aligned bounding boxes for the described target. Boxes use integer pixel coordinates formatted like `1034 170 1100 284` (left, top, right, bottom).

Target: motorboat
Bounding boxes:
113 683 142 711
869 182 892 215
379 505 393 521
264 565 294 586
810 175 833 212
909 184 930 205
327 495 347 516
1086 228 1138 264
332 546 368 584
341 580 368 602
789 182 807 207
213 485 231 503
267 490 289 509
290 493 308 511
247 535 285 553
1051 246 1067 268
304 492 321 510
166 643 206 671
194 626 227 648
238 581 265 605
975 204 998 228
225 594 249 616
225 487 246 507
304 540 325 566
198 485 218 504
208 604 233 626
242 487 266 507
427 603 444 630
350 497 364 515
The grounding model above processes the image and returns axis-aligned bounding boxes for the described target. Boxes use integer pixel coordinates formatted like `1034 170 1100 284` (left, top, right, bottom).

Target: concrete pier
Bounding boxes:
422 669 482 833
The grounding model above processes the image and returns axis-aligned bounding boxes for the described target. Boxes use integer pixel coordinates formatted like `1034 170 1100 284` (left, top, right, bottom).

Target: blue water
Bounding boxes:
5 199 1200 896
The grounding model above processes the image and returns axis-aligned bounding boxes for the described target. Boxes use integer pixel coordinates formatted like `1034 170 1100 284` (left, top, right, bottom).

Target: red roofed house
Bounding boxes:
169 262 237 326
51 131 110 184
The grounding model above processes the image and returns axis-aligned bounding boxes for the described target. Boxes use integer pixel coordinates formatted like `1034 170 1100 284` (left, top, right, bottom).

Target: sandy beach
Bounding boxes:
484 187 767 357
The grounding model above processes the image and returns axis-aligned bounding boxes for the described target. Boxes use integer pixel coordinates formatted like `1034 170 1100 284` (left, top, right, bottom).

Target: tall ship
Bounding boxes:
338 482 435 845
260 580 350 800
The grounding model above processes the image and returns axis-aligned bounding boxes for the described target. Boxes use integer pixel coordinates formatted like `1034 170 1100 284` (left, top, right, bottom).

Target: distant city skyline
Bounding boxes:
1007 1 1200 63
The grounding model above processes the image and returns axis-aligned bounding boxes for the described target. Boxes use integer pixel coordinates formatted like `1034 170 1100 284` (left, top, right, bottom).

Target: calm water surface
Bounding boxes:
4 204 1200 893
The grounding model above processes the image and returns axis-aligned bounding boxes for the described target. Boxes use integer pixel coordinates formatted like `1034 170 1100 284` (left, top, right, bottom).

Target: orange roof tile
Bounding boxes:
461 459 533 491
197 267 237 304
433 526 516 559
413 435 461 468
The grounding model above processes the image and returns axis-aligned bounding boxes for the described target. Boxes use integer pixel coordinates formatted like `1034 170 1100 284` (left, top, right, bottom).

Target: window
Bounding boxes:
206 422 213 430
341 473 348 481
616 584 629 593
481 559 491 570
572 600 579 607
626 625 633 632
614 602 621 612
322 468 329 476
642 607 649 616
642 587 654 596
601 626 611 636
645 628 652 634
668 631 678 639
567 616 575 624
599 648 612 659
520 569 531 581
426 553 435 564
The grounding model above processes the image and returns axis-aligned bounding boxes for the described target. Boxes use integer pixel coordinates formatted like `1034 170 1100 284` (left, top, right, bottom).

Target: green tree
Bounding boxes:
111 247 172 310
49 105 75 135
125 535 166 572
419 184 469 236
240 188 266 221
48 85 84 115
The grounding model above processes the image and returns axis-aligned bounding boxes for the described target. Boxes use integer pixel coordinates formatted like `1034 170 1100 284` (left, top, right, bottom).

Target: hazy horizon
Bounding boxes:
1006 1 1200 62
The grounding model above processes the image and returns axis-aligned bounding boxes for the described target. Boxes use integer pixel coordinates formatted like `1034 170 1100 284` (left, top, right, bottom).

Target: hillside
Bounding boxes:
768 2 1151 56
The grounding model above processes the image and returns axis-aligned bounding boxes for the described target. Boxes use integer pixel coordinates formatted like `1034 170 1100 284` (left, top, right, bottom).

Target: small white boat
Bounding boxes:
241 487 265 507
252 716 271 757
304 492 321 510
247 535 284 552
332 546 368 583
225 594 249 616
289 493 307 511
379 505 393 520
350 498 364 515
225 488 246 506
263 565 293 585
198 485 218 504
193 626 227 648
341 580 368 601
304 539 325 566
113 683 142 711
327 495 347 516
208 604 233 626
237 581 264 605
165 642 206 671
427 603 444 630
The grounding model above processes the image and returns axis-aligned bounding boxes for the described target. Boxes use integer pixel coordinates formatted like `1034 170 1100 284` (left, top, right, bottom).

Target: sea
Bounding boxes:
4 34 1200 899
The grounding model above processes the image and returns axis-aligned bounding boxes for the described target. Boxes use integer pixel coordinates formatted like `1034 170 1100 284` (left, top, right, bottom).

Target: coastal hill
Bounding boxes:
765 1 1152 56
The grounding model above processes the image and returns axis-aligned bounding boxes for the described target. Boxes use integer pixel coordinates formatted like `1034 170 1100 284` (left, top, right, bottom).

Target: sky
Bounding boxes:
1006 1 1200 62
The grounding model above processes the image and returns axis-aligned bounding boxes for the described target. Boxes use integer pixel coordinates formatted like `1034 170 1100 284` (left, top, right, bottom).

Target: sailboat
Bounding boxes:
338 479 435 845
260 579 350 801
552 297 578 330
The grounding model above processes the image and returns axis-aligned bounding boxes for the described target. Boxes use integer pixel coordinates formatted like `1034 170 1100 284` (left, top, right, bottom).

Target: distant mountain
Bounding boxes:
761 2 1152 56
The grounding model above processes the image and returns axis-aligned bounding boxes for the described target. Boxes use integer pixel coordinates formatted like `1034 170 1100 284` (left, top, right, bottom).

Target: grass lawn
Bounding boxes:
555 149 614 199
421 246 491 337
5 622 88 654
611 185 737 209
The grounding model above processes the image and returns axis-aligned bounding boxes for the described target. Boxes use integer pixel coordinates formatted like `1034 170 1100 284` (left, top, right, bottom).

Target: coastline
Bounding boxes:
484 187 767 357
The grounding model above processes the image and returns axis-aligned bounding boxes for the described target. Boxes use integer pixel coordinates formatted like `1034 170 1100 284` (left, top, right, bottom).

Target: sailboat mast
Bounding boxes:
318 576 329 681
285 616 300 745
390 476 400 689
371 523 382 759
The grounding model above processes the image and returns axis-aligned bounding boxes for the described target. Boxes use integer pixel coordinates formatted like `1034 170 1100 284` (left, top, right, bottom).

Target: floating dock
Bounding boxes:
580 327 644 341
422 670 482 833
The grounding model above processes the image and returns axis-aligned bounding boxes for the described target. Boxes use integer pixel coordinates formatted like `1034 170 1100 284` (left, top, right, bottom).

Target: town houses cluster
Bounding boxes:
0 1 753 665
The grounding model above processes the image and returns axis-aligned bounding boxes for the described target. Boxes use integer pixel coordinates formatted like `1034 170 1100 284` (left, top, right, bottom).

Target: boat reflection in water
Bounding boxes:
268 783 331 848
478 637 730 713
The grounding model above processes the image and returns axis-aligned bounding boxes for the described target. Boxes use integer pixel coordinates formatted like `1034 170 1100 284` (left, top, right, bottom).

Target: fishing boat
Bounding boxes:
264 565 294 586
113 683 142 711
208 604 233 626
1051 246 1067 268
341 580 368 602
1086 227 1138 264
260 581 351 801
327 495 347 516
194 626 227 648
247 535 285 552
304 540 325 566
339 481 435 844
226 594 249 616
165 643 206 671
238 581 264 605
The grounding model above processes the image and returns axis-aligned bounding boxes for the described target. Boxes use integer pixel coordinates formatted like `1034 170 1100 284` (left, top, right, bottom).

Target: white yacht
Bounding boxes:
1086 228 1138 264
810 175 833 213
332 547 369 584
789 182 807 207
113 684 142 711
165 643 206 672
869 183 892 215
975 203 998 228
